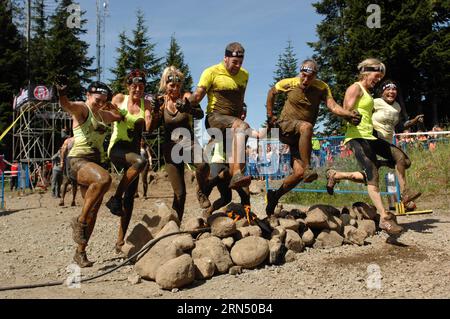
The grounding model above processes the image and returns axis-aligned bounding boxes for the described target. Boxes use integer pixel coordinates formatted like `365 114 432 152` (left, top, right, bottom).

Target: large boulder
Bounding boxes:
191 236 233 274
313 230 344 249
155 254 195 290
285 229 304 253
134 221 190 280
182 217 207 232
135 242 182 280
230 236 269 269
142 202 180 237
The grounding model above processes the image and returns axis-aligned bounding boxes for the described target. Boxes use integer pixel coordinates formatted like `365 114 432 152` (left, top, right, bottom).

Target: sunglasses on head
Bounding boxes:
167 75 182 83
127 77 145 85
382 83 397 91
300 66 316 74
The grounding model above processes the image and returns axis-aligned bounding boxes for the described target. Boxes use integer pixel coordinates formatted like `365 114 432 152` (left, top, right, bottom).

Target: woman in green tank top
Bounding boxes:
104 69 154 254
324 58 410 235
55 76 123 267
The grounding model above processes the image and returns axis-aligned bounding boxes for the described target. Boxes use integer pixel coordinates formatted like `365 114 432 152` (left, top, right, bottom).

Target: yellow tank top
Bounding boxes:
68 105 108 162
344 82 377 143
108 95 145 154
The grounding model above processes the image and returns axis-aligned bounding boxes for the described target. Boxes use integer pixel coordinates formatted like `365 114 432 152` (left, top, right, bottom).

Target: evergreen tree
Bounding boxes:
127 10 162 93
270 40 298 117
29 0 48 84
46 0 95 99
164 35 193 93
0 1 27 158
109 31 131 94
309 0 450 133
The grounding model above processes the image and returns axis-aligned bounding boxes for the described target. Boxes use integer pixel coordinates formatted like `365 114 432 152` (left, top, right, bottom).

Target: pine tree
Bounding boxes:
46 0 95 99
29 0 48 84
164 35 193 93
309 0 450 133
0 1 27 158
127 9 162 94
270 40 298 117
109 31 131 94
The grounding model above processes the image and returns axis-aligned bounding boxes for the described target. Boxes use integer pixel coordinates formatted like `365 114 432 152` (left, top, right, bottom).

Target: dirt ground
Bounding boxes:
0 177 449 299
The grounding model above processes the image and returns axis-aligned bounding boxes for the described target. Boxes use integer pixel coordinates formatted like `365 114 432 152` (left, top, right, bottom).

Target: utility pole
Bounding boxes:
96 0 109 82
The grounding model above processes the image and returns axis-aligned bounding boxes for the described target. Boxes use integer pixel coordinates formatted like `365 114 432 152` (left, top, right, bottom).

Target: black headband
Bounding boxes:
382 83 397 91
300 66 316 74
127 76 146 85
225 49 244 58
360 65 385 73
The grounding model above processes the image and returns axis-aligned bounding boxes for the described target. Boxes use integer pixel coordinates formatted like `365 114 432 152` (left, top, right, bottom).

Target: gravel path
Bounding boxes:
0 179 449 299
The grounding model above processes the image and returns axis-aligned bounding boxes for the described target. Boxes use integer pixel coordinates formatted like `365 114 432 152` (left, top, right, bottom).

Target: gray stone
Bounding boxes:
235 225 262 240
229 266 243 275
271 226 286 242
182 217 206 232
196 232 212 240
329 216 344 235
235 219 250 228
268 237 283 265
285 229 304 253
230 236 269 268
122 222 153 258
284 250 297 263
308 204 341 217
155 254 195 290
193 257 215 279
356 219 377 237
191 236 233 274
127 274 141 285
305 208 329 230
279 218 300 232
222 237 235 250
250 183 264 194
135 240 182 280
349 219 357 226
344 225 368 246
352 202 378 220
301 228 315 246
340 214 352 226
142 202 180 237
267 216 280 229
313 230 344 249
211 216 237 238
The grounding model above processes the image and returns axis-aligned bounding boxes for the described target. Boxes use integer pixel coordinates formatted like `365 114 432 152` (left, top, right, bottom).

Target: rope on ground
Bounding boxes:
0 227 210 292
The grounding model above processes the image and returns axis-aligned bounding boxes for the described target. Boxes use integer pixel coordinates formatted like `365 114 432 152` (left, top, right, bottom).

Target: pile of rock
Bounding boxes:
122 201 381 290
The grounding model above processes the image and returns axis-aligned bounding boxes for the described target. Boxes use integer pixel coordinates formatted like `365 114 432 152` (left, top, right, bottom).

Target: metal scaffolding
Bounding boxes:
12 101 72 162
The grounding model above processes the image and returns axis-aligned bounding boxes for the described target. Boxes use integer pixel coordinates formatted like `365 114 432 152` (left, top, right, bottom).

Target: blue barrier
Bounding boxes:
258 136 401 201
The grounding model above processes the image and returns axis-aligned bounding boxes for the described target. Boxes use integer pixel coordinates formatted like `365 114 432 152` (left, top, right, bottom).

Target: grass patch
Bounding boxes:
280 141 450 210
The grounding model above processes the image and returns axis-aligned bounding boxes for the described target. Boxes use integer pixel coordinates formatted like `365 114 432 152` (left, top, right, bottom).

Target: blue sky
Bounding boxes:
79 0 323 130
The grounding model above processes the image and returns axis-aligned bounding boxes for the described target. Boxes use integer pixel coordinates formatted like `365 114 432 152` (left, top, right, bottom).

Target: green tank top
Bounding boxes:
344 82 377 144
68 105 108 162
108 95 145 154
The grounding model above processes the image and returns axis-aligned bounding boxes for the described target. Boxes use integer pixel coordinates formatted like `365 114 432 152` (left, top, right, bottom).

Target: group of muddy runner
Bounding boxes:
55 42 422 268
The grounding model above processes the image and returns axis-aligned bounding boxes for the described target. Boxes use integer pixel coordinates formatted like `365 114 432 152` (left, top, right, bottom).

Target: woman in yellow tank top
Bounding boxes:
105 69 154 254
325 58 415 235
55 76 123 267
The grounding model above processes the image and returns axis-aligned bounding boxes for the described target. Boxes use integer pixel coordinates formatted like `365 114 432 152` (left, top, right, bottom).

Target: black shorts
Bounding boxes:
347 138 409 185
